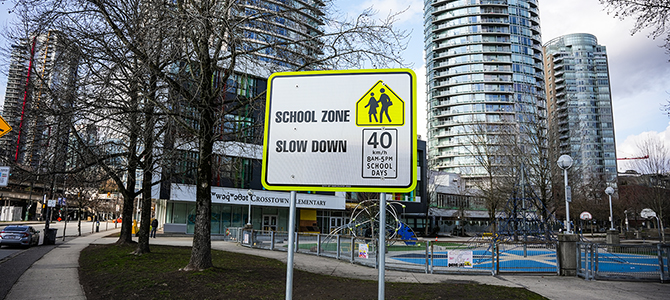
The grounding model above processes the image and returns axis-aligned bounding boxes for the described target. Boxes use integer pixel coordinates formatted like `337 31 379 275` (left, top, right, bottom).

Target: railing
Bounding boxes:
238 229 558 276
578 242 670 282
495 241 558 274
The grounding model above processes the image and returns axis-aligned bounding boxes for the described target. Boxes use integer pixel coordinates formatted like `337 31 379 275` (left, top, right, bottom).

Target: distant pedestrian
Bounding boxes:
151 218 158 238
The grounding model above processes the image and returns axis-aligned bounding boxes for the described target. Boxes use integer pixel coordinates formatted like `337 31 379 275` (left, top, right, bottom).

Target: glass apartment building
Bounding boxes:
1 31 77 169
424 0 547 181
544 33 617 185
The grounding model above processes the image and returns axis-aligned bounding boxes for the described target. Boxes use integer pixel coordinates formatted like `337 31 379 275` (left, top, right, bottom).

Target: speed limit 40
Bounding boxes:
362 128 398 179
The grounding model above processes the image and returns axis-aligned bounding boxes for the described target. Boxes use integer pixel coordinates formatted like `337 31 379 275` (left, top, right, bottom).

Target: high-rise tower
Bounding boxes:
544 33 617 186
0 31 77 170
425 0 546 182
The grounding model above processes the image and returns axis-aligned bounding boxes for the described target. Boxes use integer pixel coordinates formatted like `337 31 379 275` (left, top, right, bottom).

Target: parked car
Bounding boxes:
0 225 40 248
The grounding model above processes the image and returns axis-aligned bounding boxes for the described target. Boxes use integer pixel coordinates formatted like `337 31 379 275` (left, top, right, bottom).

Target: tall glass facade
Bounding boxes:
425 0 546 180
544 33 617 184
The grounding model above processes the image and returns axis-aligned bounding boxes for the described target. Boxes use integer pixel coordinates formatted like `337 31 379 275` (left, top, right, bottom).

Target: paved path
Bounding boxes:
5 232 670 300
0 243 57 299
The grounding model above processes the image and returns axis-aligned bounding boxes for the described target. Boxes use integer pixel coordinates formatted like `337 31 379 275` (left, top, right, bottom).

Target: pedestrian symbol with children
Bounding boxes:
364 92 379 123
378 88 392 123
363 88 393 123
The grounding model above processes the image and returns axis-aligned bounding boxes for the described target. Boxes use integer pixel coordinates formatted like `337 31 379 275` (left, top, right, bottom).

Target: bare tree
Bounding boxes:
462 118 517 234
600 0 670 52
511 114 555 238
629 135 670 240
12 0 410 270
5 1 178 256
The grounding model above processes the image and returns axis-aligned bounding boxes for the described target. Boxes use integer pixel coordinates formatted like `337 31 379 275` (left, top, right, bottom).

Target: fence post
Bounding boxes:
594 244 598 277
557 233 579 276
336 235 341 260
558 241 563 276
495 242 500 275
583 244 589 279
425 241 430 274
658 244 667 282
588 244 593 280
492 241 497 275
430 243 435 274
271 231 275 251
350 236 355 263
317 234 321 256
295 232 299 252
580 243 589 280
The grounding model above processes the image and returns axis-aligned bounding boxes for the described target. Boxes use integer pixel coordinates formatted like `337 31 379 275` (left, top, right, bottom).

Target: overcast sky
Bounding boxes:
1 0 669 172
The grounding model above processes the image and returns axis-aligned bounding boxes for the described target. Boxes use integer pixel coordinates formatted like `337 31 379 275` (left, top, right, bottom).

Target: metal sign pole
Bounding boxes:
285 191 297 300
378 192 386 300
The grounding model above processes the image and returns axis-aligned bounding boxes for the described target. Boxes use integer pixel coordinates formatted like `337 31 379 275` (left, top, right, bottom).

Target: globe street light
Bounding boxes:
605 187 615 231
557 155 573 233
247 189 253 228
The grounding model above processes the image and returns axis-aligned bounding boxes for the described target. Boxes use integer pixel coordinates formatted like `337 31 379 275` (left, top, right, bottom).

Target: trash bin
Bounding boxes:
44 228 58 245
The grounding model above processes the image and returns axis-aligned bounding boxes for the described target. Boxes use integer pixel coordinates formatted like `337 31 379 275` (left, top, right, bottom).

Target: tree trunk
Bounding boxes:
134 194 152 254
183 130 214 270
183 50 215 271
116 70 141 245
134 77 158 255
116 192 136 245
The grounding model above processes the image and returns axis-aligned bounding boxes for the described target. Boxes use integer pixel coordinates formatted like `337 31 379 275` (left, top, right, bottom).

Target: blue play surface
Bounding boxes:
392 249 557 271
391 248 663 273
583 252 662 273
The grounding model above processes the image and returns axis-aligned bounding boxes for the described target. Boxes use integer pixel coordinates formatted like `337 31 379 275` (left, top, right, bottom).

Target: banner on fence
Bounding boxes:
358 243 369 259
448 250 473 268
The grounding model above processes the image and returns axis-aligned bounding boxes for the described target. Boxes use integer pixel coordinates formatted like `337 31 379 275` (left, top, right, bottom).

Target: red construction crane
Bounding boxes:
617 155 649 160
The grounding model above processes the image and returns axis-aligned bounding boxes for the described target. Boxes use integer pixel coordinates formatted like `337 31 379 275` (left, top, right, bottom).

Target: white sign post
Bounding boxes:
262 69 417 300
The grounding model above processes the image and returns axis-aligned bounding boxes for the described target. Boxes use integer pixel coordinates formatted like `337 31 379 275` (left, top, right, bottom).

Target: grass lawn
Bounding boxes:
79 244 547 300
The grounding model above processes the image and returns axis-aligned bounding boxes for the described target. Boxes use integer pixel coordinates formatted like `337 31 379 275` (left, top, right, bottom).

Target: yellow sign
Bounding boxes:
355 80 405 127
0 115 11 138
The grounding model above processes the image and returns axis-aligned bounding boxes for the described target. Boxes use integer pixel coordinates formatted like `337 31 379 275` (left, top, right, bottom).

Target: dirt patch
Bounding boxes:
79 244 546 300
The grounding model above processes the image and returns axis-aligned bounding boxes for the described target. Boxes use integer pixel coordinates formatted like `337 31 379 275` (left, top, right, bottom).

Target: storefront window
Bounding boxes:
211 205 221 234
172 203 187 224
187 203 196 233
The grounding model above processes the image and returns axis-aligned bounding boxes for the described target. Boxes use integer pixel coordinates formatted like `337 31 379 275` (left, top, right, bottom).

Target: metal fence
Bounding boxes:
577 242 670 282
238 229 558 276
493 241 558 274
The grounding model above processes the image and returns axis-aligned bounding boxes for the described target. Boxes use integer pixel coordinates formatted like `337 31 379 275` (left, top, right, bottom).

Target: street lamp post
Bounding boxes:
247 189 253 228
624 210 629 232
557 155 573 233
605 187 615 231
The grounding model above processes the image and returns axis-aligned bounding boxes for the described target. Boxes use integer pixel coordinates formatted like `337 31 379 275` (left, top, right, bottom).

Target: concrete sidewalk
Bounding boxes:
6 233 670 300
3 229 117 300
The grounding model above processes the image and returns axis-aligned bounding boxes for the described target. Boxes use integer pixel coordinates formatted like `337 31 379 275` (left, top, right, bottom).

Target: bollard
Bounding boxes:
557 233 579 276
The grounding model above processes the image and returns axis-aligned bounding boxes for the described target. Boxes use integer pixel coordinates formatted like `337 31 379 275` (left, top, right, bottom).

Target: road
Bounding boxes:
0 221 120 299
32 220 121 241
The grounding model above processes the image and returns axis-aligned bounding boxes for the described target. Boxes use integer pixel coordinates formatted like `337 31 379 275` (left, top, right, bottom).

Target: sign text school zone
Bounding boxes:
262 69 417 192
